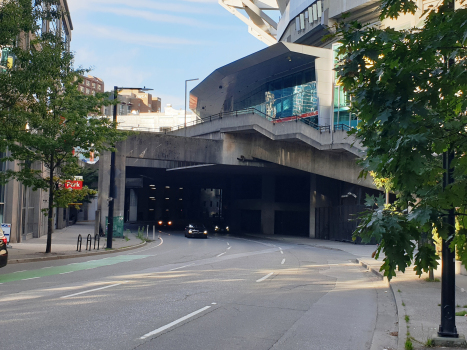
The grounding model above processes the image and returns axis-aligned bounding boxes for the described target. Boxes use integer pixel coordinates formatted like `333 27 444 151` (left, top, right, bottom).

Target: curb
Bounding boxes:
356 258 405 350
7 240 148 264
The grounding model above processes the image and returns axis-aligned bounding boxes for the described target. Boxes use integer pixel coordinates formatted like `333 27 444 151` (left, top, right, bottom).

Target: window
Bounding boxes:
300 13 305 30
92 83 96 88
313 3 318 21
295 17 300 31
86 88 90 94
80 86 84 92
98 85 102 91
86 80 90 86
308 7 313 23
317 0 322 18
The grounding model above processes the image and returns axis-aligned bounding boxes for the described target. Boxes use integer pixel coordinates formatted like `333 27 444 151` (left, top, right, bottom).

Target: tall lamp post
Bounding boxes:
185 78 199 137
107 86 153 249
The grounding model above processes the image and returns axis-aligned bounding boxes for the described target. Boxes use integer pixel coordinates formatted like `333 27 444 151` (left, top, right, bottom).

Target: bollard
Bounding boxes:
77 234 82 252
94 233 100 250
86 234 92 251
147 225 149 238
153 225 155 240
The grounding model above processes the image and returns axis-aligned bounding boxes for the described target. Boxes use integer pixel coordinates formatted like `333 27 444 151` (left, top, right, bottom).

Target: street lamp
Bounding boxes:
107 86 153 249
185 78 199 137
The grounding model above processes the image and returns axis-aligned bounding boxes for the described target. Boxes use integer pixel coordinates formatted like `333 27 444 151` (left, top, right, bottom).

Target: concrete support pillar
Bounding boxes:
114 151 126 220
309 173 317 238
98 150 110 233
261 174 275 235
98 145 126 231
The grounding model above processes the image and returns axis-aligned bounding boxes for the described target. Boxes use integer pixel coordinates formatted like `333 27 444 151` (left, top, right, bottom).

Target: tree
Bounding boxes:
0 1 125 253
333 0 467 279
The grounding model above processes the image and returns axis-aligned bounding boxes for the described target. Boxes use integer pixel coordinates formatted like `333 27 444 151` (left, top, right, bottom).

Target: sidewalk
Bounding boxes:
6 221 145 264
252 234 467 349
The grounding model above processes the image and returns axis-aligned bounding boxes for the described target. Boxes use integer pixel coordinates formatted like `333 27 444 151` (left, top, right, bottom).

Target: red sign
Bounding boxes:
65 180 83 190
274 110 318 124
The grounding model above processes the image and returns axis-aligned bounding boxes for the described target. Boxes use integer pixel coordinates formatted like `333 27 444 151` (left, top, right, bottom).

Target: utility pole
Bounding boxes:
438 150 458 338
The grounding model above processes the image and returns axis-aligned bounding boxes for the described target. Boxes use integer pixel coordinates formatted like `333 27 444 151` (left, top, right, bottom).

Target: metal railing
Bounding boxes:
334 123 352 132
116 107 354 135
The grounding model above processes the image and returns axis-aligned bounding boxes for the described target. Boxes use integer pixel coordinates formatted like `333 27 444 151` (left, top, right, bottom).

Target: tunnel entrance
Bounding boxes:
123 163 381 239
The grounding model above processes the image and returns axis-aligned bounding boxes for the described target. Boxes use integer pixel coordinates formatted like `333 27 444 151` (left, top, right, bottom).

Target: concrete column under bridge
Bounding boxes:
261 174 275 235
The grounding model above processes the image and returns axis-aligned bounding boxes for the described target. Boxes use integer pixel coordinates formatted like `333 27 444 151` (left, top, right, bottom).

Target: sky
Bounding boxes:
67 0 267 111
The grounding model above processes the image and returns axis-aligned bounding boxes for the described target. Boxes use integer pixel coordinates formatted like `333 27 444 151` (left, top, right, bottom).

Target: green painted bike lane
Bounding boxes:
0 255 150 283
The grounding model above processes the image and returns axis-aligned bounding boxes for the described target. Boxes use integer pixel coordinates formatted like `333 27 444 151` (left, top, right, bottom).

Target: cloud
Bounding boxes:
79 24 212 48
93 7 217 29
68 0 222 15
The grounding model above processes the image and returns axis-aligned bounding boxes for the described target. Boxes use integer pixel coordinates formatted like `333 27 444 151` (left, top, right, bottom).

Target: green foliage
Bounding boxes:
334 0 467 279
0 1 126 252
405 338 413 350
425 338 433 347
455 310 467 316
405 315 410 323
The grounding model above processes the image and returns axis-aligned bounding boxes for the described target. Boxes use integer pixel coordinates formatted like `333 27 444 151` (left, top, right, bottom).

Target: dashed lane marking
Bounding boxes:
256 272 274 283
140 305 212 340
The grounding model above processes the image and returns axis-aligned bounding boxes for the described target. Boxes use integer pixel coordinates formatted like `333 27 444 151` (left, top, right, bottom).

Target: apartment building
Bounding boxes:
104 89 162 116
0 0 74 243
78 75 104 96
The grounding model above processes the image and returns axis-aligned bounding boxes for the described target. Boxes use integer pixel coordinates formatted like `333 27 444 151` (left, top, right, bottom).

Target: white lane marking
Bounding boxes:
59 271 73 275
217 252 226 257
140 305 212 340
227 242 230 246
170 263 195 271
211 302 217 305
256 272 274 283
41 266 53 269
128 236 164 255
60 283 125 299
281 259 285 265
22 277 40 281
227 246 231 250
13 270 27 273
280 250 284 255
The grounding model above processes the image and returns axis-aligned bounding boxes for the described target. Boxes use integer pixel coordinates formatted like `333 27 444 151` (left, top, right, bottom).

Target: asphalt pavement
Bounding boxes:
0 226 395 350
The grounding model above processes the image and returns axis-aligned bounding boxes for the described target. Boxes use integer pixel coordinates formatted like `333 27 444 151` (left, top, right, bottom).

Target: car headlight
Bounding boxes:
226 226 229 231
188 230 192 233
158 221 163 225
204 231 208 234
168 221 172 225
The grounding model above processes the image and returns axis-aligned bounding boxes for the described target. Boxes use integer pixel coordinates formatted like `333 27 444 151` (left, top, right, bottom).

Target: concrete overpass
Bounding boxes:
98 114 378 240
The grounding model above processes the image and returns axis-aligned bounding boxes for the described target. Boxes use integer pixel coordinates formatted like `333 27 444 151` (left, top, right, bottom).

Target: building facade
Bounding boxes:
104 89 162 117
0 0 73 243
78 75 104 96
116 104 199 132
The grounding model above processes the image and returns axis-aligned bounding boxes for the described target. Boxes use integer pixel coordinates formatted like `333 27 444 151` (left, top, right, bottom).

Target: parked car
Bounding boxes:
185 223 208 239
0 226 8 268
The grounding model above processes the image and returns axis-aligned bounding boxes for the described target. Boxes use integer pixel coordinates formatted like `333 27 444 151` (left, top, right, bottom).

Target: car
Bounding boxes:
157 219 174 228
0 226 8 268
213 222 229 233
185 223 208 239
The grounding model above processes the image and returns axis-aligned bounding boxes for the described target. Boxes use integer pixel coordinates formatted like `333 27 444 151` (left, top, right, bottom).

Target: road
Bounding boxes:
0 231 396 350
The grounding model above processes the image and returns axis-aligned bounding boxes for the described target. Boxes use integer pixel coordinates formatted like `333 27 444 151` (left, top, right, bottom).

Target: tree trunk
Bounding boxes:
45 155 54 253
